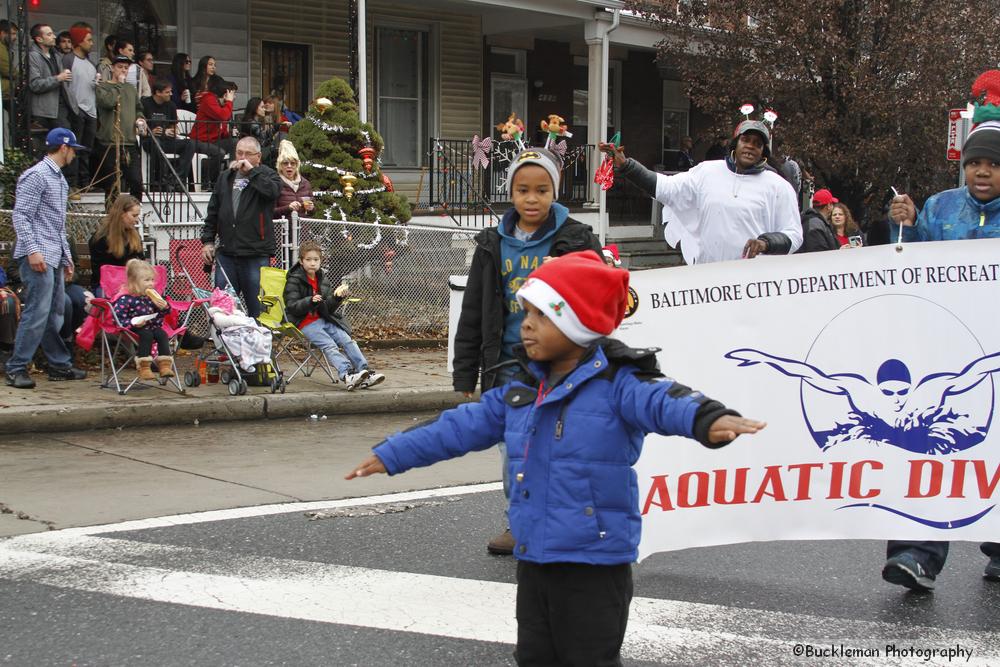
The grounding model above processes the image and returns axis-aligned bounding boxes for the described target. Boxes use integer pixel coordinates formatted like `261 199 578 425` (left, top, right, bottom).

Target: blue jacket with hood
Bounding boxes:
896 187 1000 241
374 339 739 566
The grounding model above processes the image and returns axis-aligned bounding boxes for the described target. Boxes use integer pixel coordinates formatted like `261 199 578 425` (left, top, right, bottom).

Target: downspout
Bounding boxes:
358 0 368 123
597 6 620 245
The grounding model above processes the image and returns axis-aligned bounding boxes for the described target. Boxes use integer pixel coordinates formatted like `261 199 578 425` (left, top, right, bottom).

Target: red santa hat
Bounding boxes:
601 244 621 267
516 251 629 347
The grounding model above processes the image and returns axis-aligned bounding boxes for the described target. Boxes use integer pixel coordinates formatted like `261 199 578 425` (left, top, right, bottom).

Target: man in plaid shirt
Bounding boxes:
5 128 89 388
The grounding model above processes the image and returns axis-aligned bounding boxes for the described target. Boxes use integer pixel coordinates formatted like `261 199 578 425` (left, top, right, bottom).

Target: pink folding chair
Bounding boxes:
83 264 201 394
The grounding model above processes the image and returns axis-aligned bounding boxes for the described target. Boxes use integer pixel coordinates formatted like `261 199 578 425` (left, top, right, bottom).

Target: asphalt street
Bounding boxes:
1 418 999 666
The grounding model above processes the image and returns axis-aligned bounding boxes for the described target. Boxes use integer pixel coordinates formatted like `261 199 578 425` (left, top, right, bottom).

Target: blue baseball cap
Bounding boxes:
45 127 86 149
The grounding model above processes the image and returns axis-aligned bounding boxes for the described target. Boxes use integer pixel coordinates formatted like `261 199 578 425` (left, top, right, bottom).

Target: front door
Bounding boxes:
262 41 310 114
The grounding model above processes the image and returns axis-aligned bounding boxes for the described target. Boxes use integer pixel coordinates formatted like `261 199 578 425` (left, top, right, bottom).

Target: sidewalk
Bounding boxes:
0 345 468 434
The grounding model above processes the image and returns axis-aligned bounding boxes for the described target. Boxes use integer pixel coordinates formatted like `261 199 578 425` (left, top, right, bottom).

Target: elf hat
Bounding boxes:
516 251 629 347
971 70 1000 125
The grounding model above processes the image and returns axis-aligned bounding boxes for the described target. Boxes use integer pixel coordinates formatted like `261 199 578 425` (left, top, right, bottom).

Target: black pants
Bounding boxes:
142 134 196 186
515 561 632 667
95 142 143 203
887 540 1000 575
135 326 170 358
67 112 97 189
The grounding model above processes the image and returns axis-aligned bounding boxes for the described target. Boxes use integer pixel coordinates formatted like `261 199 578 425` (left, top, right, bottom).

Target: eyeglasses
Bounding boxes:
235 150 261 158
185 60 191 64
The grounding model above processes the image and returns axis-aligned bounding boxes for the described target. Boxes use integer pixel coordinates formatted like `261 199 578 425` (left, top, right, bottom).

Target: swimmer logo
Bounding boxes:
726 295 997 455
725 295 998 528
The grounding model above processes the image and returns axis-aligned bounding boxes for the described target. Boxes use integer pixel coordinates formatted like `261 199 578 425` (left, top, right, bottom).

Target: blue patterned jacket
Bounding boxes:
897 187 1000 242
373 340 738 566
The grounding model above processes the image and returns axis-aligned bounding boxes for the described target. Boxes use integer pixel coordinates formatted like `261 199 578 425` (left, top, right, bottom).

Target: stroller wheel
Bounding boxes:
279 379 286 394
220 369 233 385
270 377 278 394
238 379 248 395
184 371 196 387
228 378 241 396
192 373 201 387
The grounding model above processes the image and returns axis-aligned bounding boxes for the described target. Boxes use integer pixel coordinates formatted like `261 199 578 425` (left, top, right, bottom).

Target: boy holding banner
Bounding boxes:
347 252 765 665
885 117 1000 591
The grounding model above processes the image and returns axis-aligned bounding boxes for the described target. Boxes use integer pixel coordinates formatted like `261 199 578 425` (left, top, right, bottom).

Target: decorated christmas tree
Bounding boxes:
288 77 412 225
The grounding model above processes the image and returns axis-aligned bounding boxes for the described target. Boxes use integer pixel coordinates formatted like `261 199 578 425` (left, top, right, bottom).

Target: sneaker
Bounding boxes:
342 369 370 391
5 370 36 389
882 552 936 592
487 528 515 556
985 557 1000 581
359 371 385 389
47 366 87 381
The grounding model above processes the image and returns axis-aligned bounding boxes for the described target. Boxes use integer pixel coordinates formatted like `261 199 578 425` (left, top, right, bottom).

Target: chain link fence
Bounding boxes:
1 209 475 340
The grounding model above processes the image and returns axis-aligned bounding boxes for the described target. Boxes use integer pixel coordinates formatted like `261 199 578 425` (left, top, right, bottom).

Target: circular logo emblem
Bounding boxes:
624 287 639 319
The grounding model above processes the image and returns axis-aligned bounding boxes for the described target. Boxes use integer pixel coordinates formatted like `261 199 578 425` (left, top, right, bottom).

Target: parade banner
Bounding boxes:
616 240 1000 558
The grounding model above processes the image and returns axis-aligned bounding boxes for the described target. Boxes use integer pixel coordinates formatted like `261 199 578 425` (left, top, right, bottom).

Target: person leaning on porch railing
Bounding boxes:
141 78 196 191
94 54 146 205
199 136 282 318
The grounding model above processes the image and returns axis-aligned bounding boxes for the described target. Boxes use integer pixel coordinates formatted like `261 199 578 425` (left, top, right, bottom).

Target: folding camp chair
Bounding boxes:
85 264 199 394
258 266 337 384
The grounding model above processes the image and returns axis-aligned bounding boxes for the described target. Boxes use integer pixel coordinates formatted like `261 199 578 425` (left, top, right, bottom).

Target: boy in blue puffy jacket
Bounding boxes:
347 251 765 665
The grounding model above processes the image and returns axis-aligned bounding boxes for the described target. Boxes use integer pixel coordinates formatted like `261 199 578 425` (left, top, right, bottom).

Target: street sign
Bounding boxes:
947 108 971 161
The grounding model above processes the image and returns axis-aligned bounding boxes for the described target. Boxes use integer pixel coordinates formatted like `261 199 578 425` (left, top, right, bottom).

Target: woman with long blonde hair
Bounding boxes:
88 194 146 292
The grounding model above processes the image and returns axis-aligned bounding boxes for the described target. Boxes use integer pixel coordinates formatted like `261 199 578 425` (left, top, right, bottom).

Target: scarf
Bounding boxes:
280 173 302 192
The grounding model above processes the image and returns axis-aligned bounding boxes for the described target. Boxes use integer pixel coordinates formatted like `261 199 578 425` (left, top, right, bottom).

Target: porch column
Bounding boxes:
358 0 368 123
584 10 620 244
584 31 603 207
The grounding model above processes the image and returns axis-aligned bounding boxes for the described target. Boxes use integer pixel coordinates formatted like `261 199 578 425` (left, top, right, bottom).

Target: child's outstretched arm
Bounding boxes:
345 387 507 480
614 369 764 448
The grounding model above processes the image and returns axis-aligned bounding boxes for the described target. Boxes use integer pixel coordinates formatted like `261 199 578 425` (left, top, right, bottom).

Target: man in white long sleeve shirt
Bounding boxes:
600 120 802 264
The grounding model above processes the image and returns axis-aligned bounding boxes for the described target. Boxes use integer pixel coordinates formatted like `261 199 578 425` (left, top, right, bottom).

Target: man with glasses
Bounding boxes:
200 136 281 317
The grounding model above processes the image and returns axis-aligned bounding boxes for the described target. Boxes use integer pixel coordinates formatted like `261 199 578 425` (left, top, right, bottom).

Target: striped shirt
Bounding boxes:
12 156 72 268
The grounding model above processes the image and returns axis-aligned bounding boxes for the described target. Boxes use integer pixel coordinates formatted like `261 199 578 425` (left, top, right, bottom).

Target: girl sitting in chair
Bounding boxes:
113 259 174 380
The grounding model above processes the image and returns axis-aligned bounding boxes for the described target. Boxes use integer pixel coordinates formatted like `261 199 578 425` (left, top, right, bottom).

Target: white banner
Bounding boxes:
616 241 1000 559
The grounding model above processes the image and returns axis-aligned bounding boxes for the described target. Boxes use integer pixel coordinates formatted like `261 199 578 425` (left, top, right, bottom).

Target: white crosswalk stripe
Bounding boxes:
1 485 997 666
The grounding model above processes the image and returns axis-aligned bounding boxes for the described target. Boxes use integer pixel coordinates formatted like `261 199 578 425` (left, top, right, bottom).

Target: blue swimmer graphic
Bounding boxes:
726 349 1000 454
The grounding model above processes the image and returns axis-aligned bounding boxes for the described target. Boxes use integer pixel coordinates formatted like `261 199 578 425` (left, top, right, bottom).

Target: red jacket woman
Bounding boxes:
190 76 234 143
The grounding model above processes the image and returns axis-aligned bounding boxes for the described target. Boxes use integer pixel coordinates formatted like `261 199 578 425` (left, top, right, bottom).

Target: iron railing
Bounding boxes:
427 138 597 228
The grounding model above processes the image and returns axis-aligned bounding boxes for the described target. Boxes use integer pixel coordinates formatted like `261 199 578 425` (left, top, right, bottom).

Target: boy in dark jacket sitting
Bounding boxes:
283 240 384 391
348 252 764 665
453 147 603 554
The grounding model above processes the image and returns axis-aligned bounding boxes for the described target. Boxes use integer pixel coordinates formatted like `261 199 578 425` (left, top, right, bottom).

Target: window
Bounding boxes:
662 80 690 166
99 0 178 61
376 27 430 168
489 47 526 138
571 56 620 134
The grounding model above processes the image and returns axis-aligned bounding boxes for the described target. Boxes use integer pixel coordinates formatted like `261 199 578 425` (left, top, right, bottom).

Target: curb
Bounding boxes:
2 387 469 434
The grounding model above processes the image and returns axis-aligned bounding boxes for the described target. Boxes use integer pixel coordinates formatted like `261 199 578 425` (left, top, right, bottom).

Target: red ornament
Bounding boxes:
594 155 615 191
382 173 395 192
358 146 377 173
